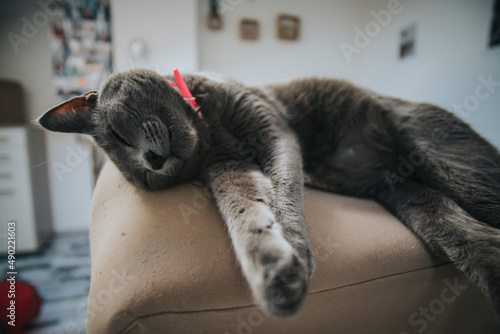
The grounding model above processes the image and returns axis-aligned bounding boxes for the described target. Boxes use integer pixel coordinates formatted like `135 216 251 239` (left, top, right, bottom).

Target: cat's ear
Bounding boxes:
38 91 98 134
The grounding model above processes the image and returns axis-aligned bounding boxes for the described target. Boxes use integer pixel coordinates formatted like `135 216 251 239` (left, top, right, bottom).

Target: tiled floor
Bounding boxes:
3 232 91 334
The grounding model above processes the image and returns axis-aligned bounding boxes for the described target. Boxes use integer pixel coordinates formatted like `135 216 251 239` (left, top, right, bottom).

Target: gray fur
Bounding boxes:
38 69 500 319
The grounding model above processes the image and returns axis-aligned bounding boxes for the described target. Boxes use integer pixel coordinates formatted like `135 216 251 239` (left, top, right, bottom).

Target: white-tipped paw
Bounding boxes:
245 213 309 316
231 204 310 317
260 251 309 317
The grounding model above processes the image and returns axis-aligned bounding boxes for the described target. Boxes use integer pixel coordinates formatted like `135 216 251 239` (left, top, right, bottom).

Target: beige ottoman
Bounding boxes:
87 162 499 333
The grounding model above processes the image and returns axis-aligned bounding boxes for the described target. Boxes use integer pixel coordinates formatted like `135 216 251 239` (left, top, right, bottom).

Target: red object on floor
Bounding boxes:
0 278 42 334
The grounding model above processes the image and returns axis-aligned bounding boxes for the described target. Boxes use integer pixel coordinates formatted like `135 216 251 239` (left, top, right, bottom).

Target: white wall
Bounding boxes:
358 0 500 148
111 0 198 74
198 0 365 86
198 0 500 148
0 0 94 232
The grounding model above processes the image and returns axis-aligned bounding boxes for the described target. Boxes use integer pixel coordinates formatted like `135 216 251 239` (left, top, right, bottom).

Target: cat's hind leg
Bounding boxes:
375 179 500 319
410 105 500 229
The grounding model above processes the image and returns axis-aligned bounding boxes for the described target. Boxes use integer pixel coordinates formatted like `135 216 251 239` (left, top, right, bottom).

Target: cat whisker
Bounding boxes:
109 50 120 75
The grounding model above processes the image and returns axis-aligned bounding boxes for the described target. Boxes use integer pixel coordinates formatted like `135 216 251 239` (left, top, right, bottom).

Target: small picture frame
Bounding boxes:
399 24 416 59
277 14 300 41
240 19 259 41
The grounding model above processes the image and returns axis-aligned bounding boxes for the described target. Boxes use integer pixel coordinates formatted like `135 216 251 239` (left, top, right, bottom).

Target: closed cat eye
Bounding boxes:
110 128 133 147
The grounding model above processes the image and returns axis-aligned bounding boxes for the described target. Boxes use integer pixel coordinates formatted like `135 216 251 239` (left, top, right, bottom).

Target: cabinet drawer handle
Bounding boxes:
0 136 8 144
0 155 11 162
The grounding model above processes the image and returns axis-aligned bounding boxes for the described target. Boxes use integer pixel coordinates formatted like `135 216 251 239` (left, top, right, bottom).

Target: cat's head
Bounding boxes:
38 69 204 190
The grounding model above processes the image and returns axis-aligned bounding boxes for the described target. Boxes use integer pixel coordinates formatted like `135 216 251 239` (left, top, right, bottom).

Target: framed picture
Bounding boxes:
399 24 416 59
240 19 259 41
277 14 300 41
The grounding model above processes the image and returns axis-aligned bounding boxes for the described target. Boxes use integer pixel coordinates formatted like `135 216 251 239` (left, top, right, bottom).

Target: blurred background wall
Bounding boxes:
198 0 365 84
0 0 499 232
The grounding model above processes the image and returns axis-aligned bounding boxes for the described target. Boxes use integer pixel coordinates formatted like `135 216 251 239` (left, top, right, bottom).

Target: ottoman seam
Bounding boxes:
118 262 453 333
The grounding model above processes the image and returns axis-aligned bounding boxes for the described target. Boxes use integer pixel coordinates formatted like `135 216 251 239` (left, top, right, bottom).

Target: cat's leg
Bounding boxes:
410 105 500 229
375 179 500 318
209 163 310 317
259 132 315 277
423 157 500 230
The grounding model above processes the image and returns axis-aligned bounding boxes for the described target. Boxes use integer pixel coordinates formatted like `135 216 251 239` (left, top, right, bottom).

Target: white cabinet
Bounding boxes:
0 126 53 253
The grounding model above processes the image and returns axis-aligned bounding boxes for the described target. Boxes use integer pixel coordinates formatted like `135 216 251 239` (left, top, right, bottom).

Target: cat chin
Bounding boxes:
142 159 184 190
143 170 156 190
142 170 168 190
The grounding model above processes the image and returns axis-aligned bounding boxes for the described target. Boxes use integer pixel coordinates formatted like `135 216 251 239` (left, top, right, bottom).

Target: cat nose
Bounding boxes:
145 150 167 170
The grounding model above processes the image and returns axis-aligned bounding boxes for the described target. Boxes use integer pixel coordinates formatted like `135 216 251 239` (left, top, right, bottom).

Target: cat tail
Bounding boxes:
374 179 500 319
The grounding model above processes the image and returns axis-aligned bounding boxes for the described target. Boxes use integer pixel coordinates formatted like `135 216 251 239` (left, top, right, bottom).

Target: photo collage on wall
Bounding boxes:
49 0 112 99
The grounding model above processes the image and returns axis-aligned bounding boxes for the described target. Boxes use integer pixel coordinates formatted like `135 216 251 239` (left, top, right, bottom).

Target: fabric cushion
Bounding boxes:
87 162 499 333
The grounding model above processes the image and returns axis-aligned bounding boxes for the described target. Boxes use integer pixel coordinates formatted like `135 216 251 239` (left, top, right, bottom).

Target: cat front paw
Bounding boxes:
262 252 309 317
291 238 315 280
247 223 309 317
232 204 311 317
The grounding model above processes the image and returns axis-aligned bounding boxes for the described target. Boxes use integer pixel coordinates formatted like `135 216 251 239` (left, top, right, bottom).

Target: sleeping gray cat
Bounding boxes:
38 69 500 319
